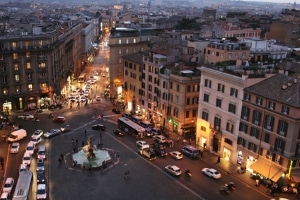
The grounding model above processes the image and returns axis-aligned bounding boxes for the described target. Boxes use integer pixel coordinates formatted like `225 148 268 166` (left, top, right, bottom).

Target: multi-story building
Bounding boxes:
205 38 251 66
197 66 274 165
108 27 149 99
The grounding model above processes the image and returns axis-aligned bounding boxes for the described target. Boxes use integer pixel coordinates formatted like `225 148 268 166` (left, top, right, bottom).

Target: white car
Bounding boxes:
2 177 14 194
202 168 221 179
17 113 34 120
32 130 43 139
31 137 41 145
36 184 47 200
136 141 149 149
22 153 32 166
44 129 61 138
169 151 183 160
19 164 28 174
164 165 182 176
96 96 101 101
10 142 20 153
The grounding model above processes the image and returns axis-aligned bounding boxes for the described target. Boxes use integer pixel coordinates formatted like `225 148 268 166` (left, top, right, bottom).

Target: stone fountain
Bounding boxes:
72 136 111 168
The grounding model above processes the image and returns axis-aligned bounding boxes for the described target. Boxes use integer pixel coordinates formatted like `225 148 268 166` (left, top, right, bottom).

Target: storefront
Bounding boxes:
181 123 196 139
250 159 285 182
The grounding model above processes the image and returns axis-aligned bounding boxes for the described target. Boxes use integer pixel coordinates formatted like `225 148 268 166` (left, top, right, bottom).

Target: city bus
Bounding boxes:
12 170 33 200
140 120 154 132
78 73 86 83
117 117 145 138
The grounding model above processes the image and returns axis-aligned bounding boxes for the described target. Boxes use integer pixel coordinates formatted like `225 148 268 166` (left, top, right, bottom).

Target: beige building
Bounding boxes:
205 38 250 65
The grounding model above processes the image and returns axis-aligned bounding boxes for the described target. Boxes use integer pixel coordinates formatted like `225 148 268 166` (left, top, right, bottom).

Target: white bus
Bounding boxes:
12 170 33 200
118 117 145 138
78 73 86 83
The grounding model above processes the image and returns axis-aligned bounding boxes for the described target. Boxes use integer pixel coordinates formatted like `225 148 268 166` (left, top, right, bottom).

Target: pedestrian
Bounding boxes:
71 138 74 146
217 156 221 163
82 141 85 147
60 154 64 160
84 130 87 137
82 165 85 173
99 131 102 137
256 179 260 187
89 164 92 174
58 158 62 164
76 139 78 145
200 151 203 158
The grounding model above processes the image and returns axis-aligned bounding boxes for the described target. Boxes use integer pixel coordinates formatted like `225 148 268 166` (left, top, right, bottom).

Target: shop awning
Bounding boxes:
250 160 285 182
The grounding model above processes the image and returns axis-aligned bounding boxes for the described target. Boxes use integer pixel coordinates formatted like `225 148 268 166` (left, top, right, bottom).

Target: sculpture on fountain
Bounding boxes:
86 136 96 160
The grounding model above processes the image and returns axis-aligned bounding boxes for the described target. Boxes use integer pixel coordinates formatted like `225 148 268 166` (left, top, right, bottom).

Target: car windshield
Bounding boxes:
37 189 46 194
4 183 11 187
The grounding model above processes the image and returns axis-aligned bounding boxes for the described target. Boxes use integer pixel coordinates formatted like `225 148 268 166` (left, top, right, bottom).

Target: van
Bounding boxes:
181 145 200 159
7 129 27 142
37 146 46 160
153 135 166 144
26 141 35 155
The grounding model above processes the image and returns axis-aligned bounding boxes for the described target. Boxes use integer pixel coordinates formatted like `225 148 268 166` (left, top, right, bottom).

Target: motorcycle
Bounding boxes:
225 182 236 191
185 169 192 177
220 186 230 195
48 113 54 119
33 117 40 122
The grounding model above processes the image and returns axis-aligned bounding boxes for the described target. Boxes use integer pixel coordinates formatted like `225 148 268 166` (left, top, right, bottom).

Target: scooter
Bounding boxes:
225 182 236 191
220 186 230 195
185 169 192 177
33 117 40 122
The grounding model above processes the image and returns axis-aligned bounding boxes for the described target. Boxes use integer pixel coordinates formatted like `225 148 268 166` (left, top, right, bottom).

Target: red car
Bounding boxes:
53 116 65 123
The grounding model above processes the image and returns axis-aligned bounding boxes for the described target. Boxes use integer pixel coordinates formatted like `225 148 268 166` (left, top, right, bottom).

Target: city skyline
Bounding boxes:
244 0 295 3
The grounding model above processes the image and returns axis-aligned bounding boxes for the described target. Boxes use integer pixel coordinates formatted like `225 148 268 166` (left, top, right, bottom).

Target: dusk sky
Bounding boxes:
245 0 295 3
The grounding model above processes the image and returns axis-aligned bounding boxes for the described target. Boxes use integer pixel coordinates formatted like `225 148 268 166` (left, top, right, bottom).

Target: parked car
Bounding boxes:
136 141 149 149
9 142 20 153
19 164 28 174
60 125 71 133
92 124 106 131
22 153 32 166
113 129 124 136
31 136 42 145
44 129 61 138
169 151 183 160
202 168 221 179
112 108 121 114
153 135 167 144
53 116 65 123
164 165 182 176
2 177 14 194
17 113 34 120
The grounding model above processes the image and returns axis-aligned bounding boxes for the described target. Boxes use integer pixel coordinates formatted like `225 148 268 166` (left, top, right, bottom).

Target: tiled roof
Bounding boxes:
122 52 144 64
244 73 300 107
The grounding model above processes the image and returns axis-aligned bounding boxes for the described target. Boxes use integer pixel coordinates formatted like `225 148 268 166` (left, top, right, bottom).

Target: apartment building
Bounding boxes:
197 66 274 164
241 71 300 182
205 38 250 66
108 27 149 98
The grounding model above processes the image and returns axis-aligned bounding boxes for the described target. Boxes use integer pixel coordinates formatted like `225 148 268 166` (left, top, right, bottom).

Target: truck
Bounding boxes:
7 129 27 142
139 148 156 160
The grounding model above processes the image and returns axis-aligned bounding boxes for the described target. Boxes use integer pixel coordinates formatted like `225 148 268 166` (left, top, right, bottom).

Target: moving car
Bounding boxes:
92 124 106 131
36 183 47 200
164 165 182 176
113 129 124 136
17 113 34 120
22 153 32 166
153 148 168 157
32 130 43 139
60 125 71 133
139 148 156 160
19 164 28 174
44 129 61 138
202 168 221 179
169 151 183 160
37 172 45 183
153 135 167 144
26 141 36 155
136 141 149 149
31 136 41 145
2 177 14 194
53 116 65 123
36 159 45 172
10 142 20 153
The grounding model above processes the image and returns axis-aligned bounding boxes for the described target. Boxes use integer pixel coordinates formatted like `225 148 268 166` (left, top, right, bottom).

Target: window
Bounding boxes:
118 49 122 55
186 98 190 105
204 79 212 88
13 53 18 59
27 73 32 81
228 103 236 114
14 74 20 82
175 95 179 104
176 84 179 92
28 84 33 91
14 64 19 71
252 110 262 126
275 138 285 153
148 85 152 92
281 105 290 115
187 85 191 92
148 75 152 82
38 62 46 68
193 84 199 92
214 116 221 130
173 108 179 117
216 98 222 108
170 82 173 89
230 88 238 97
16 86 20 93
277 120 288 136
118 39 122 44
241 106 250 121
264 132 270 143
185 111 190 118
244 93 251 101
268 101 276 110
192 109 197 117
248 142 257 153
204 93 209 103
217 83 225 93
239 122 248 133
237 137 246 147
26 62 31 69
226 122 234 133
264 115 274 131
250 127 259 139
202 111 208 121
192 97 198 104
256 97 263 106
